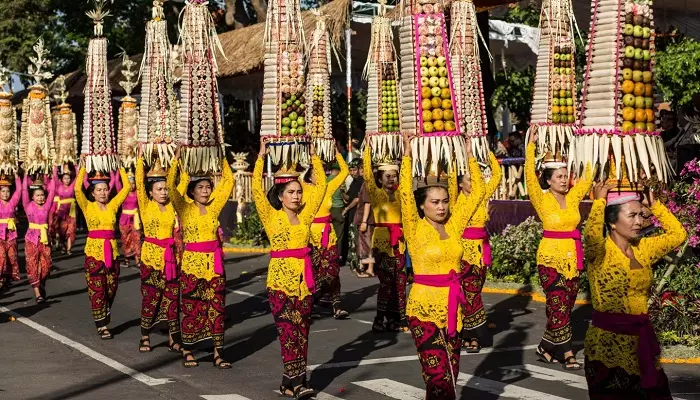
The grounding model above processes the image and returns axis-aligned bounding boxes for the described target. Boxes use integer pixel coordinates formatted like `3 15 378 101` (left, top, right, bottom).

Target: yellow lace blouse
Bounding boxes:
525 143 593 279
253 155 327 299
400 156 484 330
583 199 686 375
310 153 349 248
449 153 502 267
75 168 130 262
362 146 404 255
136 158 177 271
167 158 234 281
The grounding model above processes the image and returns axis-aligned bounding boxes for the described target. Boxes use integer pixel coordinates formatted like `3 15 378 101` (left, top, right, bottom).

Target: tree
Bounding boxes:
655 38 700 108
500 2 540 28
490 67 535 131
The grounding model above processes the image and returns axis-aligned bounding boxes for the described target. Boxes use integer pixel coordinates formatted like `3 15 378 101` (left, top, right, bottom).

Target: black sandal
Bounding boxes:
213 356 232 369
35 296 45 304
465 338 481 354
139 338 152 353
372 317 385 333
293 385 314 400
181 351 199 368
562 356 582 371
535 346 556 363
279 385 294 397
97 328 113 340
168 342 182 353
333 307 349 320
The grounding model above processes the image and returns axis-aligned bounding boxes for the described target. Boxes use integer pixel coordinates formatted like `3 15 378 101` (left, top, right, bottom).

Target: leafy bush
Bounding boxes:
489 216 542 285
649 287 700 349
231 202 269 247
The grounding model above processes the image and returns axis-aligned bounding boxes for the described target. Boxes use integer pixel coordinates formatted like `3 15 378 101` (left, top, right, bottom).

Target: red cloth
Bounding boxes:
375 222 403 247
462 227 492 266
591 311 662 389
184 240 224 276
144 237 177 280
413 269 466 336
270 247 315 293
88 230 116 269
542 230 584 271
313 215 333 248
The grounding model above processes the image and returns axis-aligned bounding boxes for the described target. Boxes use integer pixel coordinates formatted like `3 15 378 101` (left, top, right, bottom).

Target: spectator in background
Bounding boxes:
329 163 348 265
507 131 525 158
343 159 363 272
660 109 680 171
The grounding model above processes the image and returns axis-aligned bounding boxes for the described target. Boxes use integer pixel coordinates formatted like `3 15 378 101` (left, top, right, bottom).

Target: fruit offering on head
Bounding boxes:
380 64 399 133
549 45 576 124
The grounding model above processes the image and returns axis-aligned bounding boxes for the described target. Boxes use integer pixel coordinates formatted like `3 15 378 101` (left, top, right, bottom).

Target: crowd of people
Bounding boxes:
0 133 688 400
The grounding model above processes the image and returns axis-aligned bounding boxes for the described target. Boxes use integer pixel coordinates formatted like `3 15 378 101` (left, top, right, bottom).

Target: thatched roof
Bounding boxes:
385 0 516 19
216 0 352 78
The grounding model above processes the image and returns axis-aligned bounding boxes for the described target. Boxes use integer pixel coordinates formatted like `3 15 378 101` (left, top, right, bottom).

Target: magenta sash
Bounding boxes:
462 227 492 266
543 229 584 271
592 311 661 389
88 230 116 269
375 222 403 247
313 215 333 248
184 240 224 276
145 237 177 280
413 269 466 336
269 247 315 293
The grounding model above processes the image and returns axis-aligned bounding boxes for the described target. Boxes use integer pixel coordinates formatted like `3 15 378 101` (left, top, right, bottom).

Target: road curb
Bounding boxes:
659 357 700 364
223 247 271 254
482 287 591 305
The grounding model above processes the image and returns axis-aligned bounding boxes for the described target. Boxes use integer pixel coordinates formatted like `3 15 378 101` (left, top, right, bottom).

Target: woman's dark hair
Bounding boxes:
266 181 301 211
539 168 554 190
413 186 449 219
30 186 46 199
187 178 213 199
603 204 621 236
146 178 166 199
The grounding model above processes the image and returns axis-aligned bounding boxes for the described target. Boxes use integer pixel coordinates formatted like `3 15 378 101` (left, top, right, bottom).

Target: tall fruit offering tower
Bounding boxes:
0 63 18 178
117 53 139 171
52 76 78 171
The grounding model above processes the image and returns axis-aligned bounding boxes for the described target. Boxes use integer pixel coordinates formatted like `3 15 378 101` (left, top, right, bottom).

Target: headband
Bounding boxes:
543 161 567 170
606 191 641 206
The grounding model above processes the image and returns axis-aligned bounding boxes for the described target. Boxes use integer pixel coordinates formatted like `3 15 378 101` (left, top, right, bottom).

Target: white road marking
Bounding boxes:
353 379 424 399
456 372 569 400
0 306 173 386
201 395 251 400
311 328 339 333
498 364 587 390
353 318 373 325
231 290 268 300
272 391 343 399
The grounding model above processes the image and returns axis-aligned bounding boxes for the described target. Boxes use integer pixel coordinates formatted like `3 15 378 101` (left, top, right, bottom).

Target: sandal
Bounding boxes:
168 342 182 353
562 356 582 371
213 356 232 369
464 338 481 354
139 338 152 353
333 307 349 320
535 346 556 364
279 385 294 397
35 295 45 304
97 328 113 340
355 271 371 278
371 317 385 333
181 351 199 368
386 320 402 332
293 385 314 400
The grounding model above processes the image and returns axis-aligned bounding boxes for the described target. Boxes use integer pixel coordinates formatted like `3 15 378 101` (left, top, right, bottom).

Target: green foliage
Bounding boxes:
650 289 700 349
500 3 541 28
331 88 367 149
489 216 542 285
232 202 269 247
653 257 700 299
491 67 535 131
655 38 700 107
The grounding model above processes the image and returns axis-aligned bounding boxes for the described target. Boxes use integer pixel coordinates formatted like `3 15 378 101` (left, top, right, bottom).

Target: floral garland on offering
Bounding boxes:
527 0 580 163
82 1 118 174
398 0 465 177
0 63 18 176
260 0 308 170
51 75 78 169
363 0 402 163
20 38 56 176
306 10 337 162
573 0 671 185
177 0 226 176
118 53 139 170
138 0 178 169
449 0 490 163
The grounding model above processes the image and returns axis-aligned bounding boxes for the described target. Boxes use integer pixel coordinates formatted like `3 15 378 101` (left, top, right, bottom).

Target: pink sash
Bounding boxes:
269 247 315 293
413 269 466 336
543 229 584 271
313 215 333 248
88 230 116 269
184 240 224 276
145 237 177 280
375 222 403 247
461 227 491 266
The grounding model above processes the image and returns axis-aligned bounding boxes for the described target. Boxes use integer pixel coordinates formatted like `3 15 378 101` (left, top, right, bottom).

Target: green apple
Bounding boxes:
568 115 576 123
633 25 643 38
566 98 573 106
281 126 290 136
296 126 305 135
634 48 644 60
297 117 305 126
290 127 297 135
428 66 439 77
642 71 652 83
642 50 651 60
291 121 298 129
624 24 634 35
438 67 448 77
427 57 437 67
552 98 560 107
644 97 653 108
635 96 645 109
437 56 446 67
420 56 428 67
421 77 429 87
624 46 636 58
289 111 298 120
632 70 643 82
282 117 291 127
421 66 429 77
429 76 439 87
622 68 633 80
623 94 636 107
438 77 449 88
430 86 442 97
642 27 651 39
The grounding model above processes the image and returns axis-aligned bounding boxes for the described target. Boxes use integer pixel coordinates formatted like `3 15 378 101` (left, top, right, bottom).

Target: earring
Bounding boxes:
611 224 616 230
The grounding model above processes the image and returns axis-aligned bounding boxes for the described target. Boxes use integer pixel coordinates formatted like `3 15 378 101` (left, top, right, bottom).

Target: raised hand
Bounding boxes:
592 181 612 200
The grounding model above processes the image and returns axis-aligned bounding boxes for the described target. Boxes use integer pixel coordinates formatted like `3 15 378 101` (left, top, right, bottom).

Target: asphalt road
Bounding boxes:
1 235 699 400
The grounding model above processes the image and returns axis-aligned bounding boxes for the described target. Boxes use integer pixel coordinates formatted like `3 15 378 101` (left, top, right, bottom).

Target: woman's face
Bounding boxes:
381 170 398 192
612 201 645 241
191 180 212 205
129 179 136 191
460 173 471 194
421 187 450 224
149 181 169 205
61 174 72 185
32 188 47 206
0 186 10 201
279 181 303 212
93 183 110 204
547 167 569 195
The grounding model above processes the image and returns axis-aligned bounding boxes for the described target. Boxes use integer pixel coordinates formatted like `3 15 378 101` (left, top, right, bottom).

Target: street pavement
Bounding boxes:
1 235 699 400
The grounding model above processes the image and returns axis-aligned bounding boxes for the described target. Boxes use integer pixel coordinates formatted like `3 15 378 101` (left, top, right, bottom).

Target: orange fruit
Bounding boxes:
645 109 654 122
646 122 656 132
432 109 444 121
635 122 647 132
644 83 653 97
443 109 454 121
566 106 574 115
635 109 646 122
433 120 445 131
633 82 645 97
551 105 561 115
422 110 433 122
621 80 635 94
431 97 442 109
445 121 456 131
621 121 635 133
421 98 432 110
622 107 636 121
421 87 432 99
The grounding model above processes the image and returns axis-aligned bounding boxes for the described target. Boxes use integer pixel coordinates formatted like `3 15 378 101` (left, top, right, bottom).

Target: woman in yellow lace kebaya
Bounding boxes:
167 148 234 369
362 145 407 332
304 149 350 319
525 132 592 370
400 135 484 400
448 152 501 353
252 138 326 399
75 163 131 340
583 183 686 399
134 154 182 356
